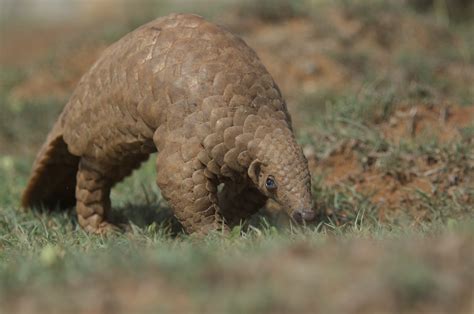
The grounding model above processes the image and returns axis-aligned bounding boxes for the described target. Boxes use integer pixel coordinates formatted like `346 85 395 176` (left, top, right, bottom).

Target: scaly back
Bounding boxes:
58 14 291 161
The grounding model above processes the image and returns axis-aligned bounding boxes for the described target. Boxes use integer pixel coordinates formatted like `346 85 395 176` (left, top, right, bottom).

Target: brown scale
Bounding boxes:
22 13 315 235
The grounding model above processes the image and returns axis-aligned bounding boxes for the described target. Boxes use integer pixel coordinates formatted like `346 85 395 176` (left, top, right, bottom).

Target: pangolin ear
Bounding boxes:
248 159 262 185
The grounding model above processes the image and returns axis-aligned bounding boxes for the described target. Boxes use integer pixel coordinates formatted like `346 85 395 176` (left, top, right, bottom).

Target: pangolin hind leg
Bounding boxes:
75 158 116 234
218 182 268 227
155 145 227 236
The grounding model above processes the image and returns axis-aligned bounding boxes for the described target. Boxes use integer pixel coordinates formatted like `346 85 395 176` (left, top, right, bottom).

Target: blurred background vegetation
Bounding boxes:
0 1 473 313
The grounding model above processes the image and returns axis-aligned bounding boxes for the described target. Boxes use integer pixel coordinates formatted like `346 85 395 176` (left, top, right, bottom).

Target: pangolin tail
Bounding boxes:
21 120 80 210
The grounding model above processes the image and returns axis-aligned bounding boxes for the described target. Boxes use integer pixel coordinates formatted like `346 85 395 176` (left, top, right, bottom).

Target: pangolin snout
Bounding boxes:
291 209 316 223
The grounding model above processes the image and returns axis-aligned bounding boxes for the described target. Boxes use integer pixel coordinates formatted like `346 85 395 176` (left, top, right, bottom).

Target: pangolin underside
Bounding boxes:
22 13 315 235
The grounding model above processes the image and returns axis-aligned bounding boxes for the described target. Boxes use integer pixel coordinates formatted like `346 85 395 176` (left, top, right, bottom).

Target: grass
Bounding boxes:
0 1 473 313
1 194 473 313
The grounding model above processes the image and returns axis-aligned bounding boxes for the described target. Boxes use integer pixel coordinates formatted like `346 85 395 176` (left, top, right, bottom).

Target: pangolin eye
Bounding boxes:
265 176 277 191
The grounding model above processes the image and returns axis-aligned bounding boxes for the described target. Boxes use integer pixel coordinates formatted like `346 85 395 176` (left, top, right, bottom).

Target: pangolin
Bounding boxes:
22 13 315 235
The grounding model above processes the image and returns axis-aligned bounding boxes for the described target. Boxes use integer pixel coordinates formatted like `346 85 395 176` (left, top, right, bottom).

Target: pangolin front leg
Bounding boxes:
75 159 116 234
218 182 268 227
155 138 227 236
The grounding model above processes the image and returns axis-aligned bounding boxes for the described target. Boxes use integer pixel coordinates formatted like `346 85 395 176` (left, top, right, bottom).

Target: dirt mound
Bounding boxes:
381 105 474 143
310 103 473 218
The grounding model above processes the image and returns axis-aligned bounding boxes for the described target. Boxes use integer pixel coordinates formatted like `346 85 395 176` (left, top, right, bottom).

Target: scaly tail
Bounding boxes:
21 120 80 210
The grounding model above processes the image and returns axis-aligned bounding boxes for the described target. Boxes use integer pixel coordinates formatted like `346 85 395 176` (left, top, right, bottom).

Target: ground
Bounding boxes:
0 1 473 313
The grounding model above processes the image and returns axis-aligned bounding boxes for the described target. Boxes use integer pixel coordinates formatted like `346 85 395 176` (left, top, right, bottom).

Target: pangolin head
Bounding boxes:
247 125 315 223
